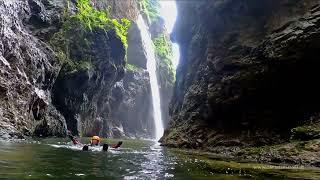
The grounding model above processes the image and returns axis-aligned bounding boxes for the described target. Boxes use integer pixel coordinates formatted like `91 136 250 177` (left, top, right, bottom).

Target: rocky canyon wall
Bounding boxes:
51 0 138 137
161 0 320 149
0 0 68 139
0 0 174 139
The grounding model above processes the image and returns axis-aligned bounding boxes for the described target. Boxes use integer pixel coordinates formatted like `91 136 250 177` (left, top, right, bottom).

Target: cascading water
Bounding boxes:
136 15 164 140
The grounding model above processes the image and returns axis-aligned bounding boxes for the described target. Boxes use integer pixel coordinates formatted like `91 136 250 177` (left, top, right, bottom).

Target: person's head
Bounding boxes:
90 136 100 145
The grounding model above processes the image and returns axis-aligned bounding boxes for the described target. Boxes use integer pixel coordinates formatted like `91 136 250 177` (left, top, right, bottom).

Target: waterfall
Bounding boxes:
136 15 164 140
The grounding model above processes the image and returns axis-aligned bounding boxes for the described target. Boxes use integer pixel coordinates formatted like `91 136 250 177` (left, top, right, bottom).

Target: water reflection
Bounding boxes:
1 139 320 179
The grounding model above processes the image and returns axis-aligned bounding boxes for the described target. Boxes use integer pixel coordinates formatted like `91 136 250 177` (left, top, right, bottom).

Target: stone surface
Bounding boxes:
0 0 67 139
92 0 139 21
127 23 147 69
0 0 186 141
52 27 126 137
162 0 320 149
110 69 154 138
50 0 158 138
0 0 149 139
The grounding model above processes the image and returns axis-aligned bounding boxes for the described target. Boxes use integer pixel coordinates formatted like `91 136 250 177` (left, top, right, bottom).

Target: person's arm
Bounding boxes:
67 131 80 145
111 141 123 148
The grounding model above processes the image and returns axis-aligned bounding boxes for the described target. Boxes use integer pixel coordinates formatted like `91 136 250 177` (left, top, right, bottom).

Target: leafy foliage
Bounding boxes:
50 0 130 74
153 33 176 84
139 0 161 23
153 34 173 60
75 0 131 48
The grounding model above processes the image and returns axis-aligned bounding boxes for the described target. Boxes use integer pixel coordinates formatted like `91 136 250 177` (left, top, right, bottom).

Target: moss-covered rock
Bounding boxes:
139 0 160 24
153 33 176 84
51 0 130 75
163 0 320 151
51 0 128 136
170 148 320 179
110 69 154 138
291 123 320 141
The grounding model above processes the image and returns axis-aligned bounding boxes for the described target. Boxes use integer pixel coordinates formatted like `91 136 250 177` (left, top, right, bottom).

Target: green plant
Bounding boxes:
74 0 131 48
139 0 161 23
153 33 176 84
50 0 131 73
153 34 173 59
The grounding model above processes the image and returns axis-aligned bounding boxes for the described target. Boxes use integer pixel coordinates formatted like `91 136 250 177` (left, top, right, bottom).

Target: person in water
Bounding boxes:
67 131 122 151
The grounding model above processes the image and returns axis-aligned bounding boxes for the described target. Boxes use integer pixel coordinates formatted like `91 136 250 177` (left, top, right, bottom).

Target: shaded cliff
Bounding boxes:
51 0 131 137
51 0 165 138
0 0 173 139
0 0 137 139
162 0 320 150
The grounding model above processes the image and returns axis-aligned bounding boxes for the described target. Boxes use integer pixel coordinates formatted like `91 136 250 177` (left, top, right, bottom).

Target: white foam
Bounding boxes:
48 144 126 153
49 144 83 151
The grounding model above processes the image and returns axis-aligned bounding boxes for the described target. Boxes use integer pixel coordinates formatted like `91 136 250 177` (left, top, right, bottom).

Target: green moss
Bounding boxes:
153 33 176 84
167 128 179 139
170 149 320 179
291 125 320 135
125 63 140 72
291 122 320 140
153 34 173 60
292 126 310 134
241 147 264 155
51 0 130 74
74 0 130 49
238 138 320 159
139 0 161 23
62 60 92 75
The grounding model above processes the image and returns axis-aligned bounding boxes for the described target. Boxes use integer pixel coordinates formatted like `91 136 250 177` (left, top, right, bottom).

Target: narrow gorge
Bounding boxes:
161 0 320 166
1 0 320 179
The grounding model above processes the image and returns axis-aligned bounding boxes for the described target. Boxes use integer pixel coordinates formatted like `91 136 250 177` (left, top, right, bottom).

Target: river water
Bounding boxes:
0 138 320 179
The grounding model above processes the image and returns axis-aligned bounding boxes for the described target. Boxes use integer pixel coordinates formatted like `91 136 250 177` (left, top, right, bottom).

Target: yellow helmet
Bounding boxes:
91 136 100 142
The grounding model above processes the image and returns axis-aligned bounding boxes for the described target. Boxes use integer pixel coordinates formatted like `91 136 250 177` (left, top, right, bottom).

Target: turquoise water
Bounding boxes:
0 138 319 179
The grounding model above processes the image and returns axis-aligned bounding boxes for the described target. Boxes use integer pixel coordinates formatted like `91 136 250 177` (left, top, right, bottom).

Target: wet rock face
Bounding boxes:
158 71 174 129
0 0 161 139
162 0 320 148
52 28 126 137
127 23 147 69
51 0 137 137
92 0 139 20
110 70 154 138
0 0 67 139
109 20 155 139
